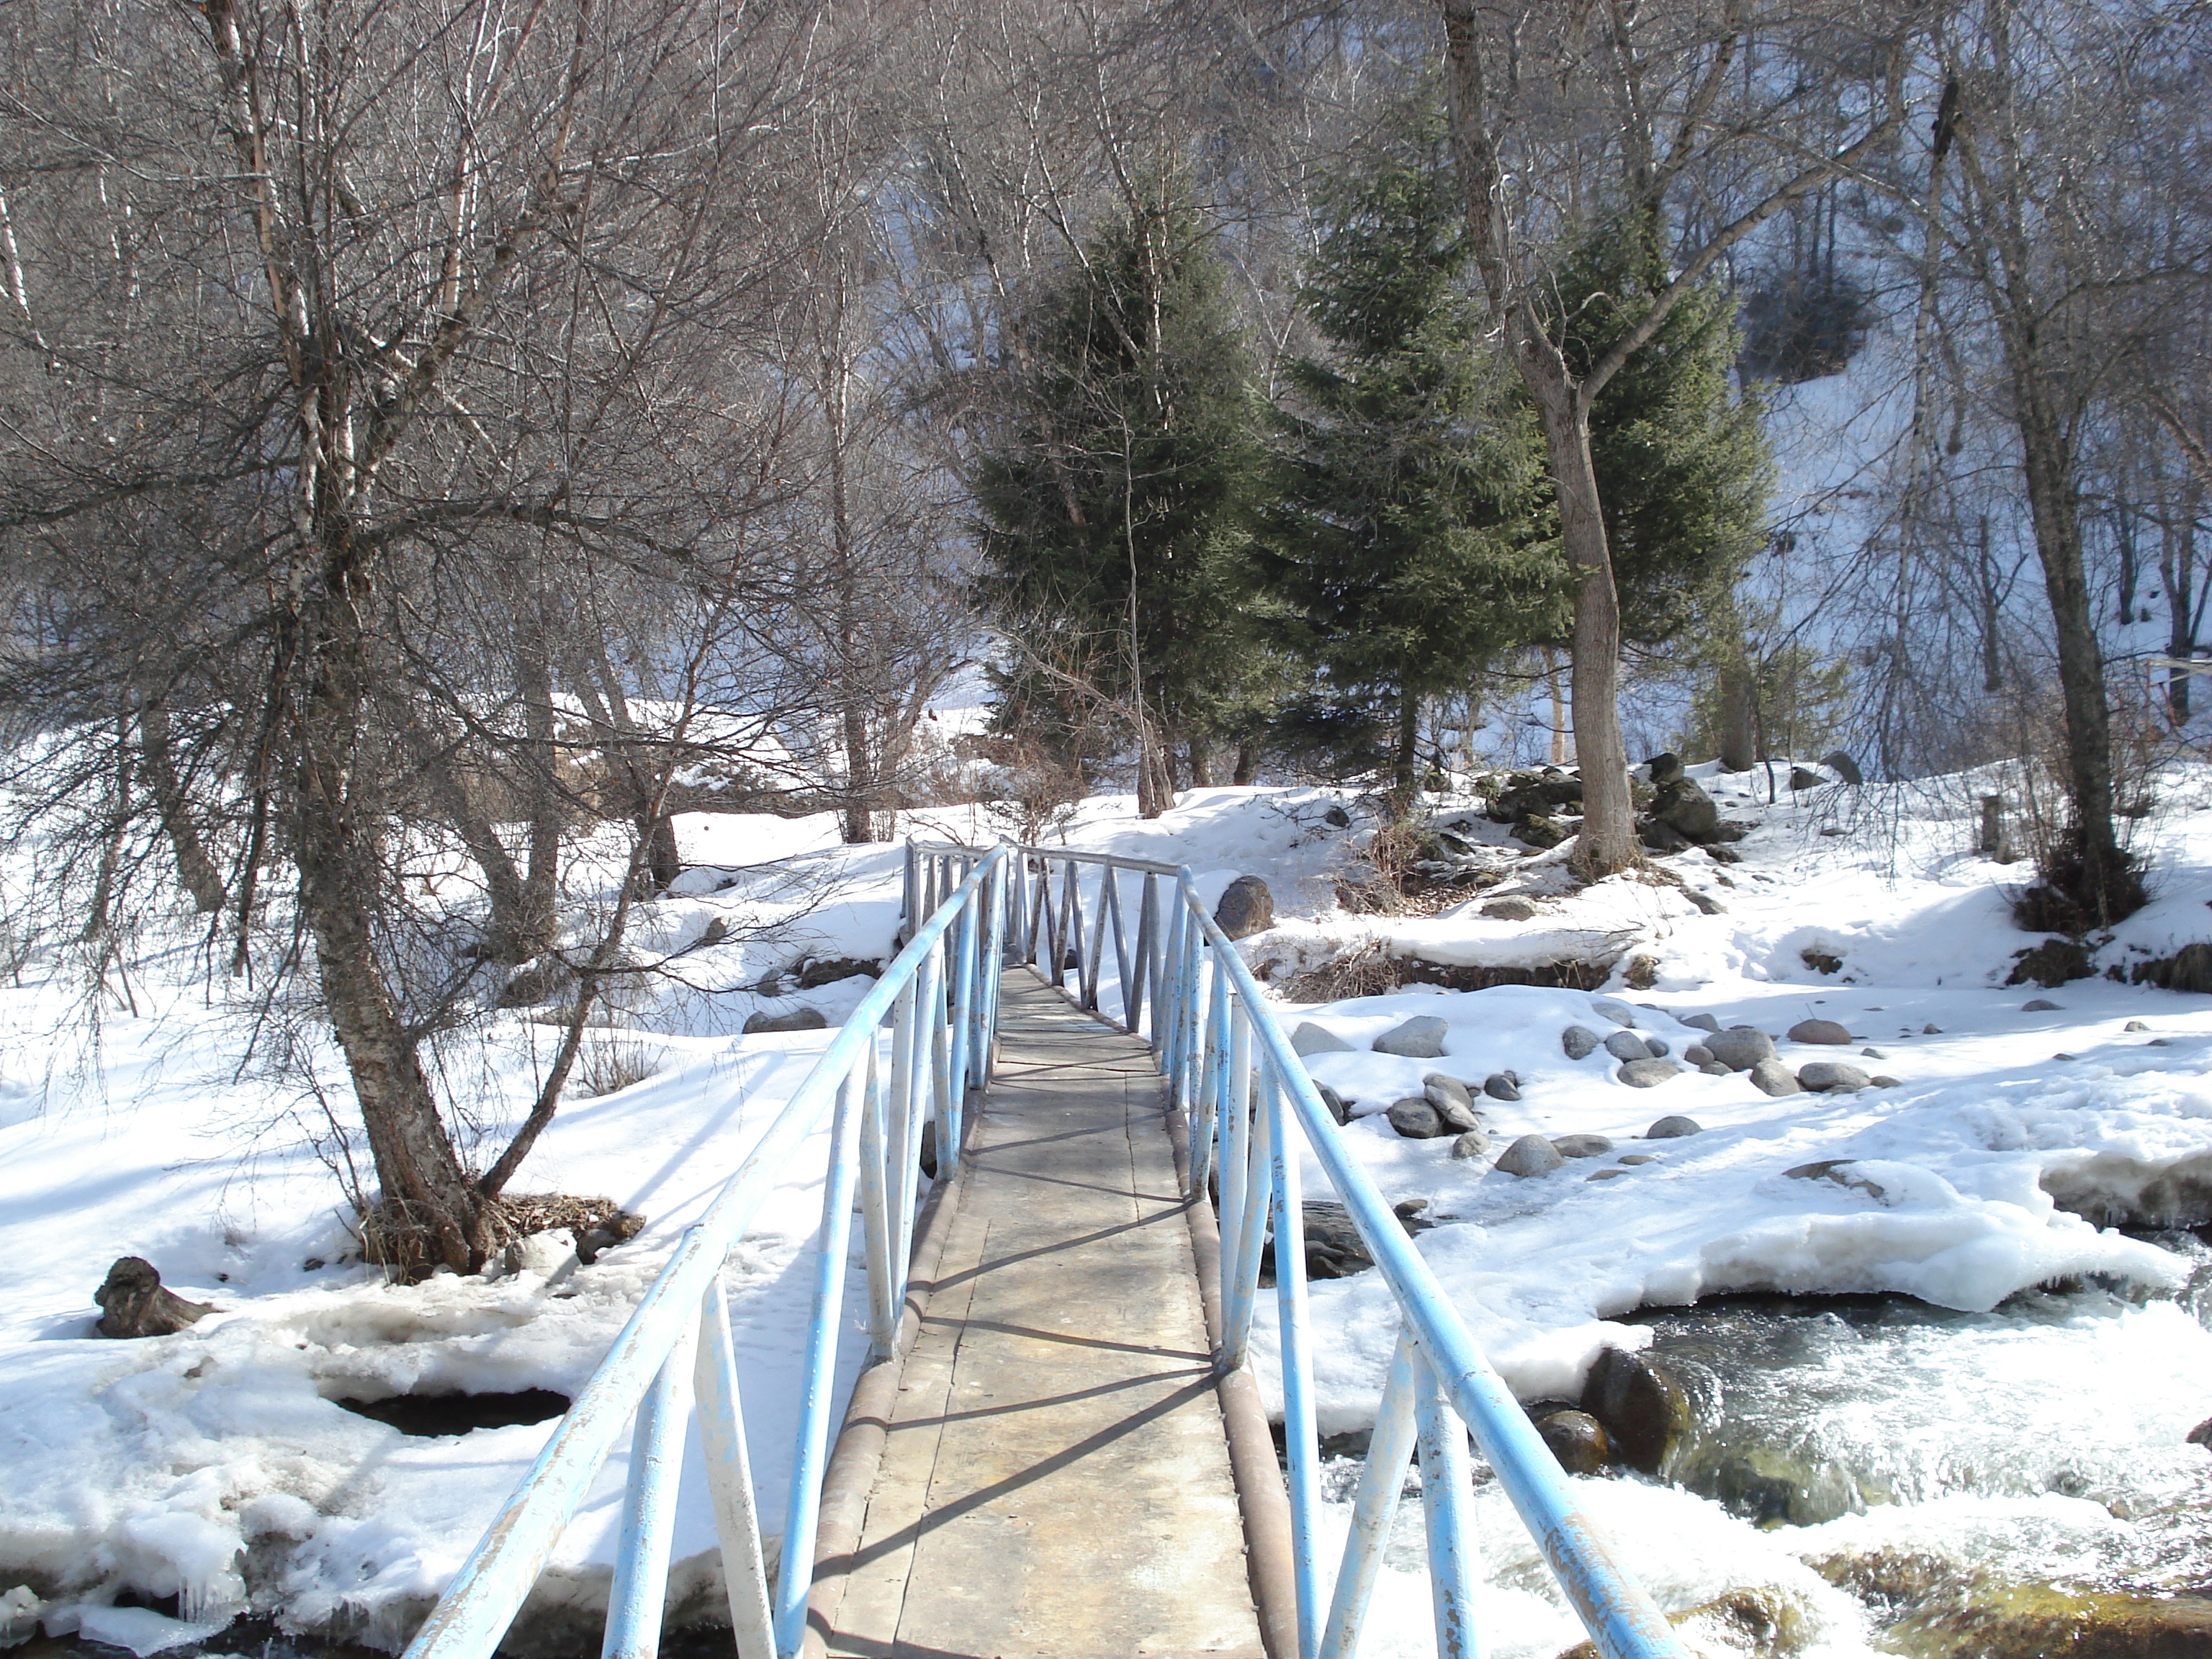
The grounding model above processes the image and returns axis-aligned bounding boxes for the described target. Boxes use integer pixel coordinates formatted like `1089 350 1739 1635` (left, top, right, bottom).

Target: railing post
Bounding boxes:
978 853 1006 1081
1270 1051 1322 1659
1082 866 1108 1011
1190 963 1230 1200
693 1280 777 1659
601 1321 697 1659
927 938 958 1164
887 979 922 1291
858 1040 896 1359
1104 868 1133 1028
946 896 976 1119
1159 896 1191 1098
1059 858 1082 987
1318 1328 1420 1659
773 1067 865 1658
1222 1059 1274 1370
1414 1348 1480 1659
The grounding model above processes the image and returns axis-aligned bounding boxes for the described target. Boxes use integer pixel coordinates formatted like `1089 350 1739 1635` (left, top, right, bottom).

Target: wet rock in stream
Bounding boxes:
1807 1551 2212 1659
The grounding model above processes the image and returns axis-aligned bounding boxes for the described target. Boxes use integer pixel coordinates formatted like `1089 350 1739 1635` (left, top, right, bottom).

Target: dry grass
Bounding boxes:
577 1032 664 1097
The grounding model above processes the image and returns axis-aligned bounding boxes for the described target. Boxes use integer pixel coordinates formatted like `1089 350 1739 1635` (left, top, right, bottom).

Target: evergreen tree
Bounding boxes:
972 179 1269 814
1552 224 1775 649
1264 117 1563 805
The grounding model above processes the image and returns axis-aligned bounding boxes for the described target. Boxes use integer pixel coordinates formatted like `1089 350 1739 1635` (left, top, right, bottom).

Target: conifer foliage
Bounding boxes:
1555 224 1773 649
1265 117 1564 803
971 179 1269 815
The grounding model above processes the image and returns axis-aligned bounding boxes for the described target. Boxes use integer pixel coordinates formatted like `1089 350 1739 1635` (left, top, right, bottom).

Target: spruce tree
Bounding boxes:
1264 118 1563 806
1552 224 1774 651
972 180 1268 814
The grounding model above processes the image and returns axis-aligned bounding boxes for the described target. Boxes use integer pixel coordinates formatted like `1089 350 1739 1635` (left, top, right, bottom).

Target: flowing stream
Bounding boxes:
1320 1230 2212 1658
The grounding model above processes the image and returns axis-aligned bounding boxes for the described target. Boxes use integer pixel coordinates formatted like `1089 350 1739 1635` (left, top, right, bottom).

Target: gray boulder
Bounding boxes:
1683 1044 1714 1066
745 1005 828 1034
1423 1073 1475 1112
796 956 879 989
1494 1134 1565 1178
1821 749 1863 786
2022 998 2062 1012
1213 876 1274 940
1644 775 1722 845
1316 1083 1352 1125
1591 999 1638 1027
1480 896 1542 921
1788 1018 1852 1045
1387 1097 1449 1138
1699 1061 1730 1075
1551 1133 1615 1159
1797 1061 1871 1092
1483 1073 1521 1102
1562 1025 1601 1060
1681 1012 1722 1033
1292 1022 1354 1056
1748 1058 1802 1097
1618 1058 1683 1088
1602 1029 1655 1062
1422 1079 1481 1133
1704 1027 1776 1071
1449 1128 1493 1161
1645 1037 1671 1058
1645 1115 1702 1138
1788 766 1825 791
1374 1016 1449 1058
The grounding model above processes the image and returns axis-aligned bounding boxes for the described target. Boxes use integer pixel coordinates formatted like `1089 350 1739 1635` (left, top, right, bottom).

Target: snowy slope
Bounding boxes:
6 765 2212 1653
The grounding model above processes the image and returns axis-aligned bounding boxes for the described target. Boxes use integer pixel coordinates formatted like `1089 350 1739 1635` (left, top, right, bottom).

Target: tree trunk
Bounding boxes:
1529 390 1640 878
295 539 481 1277
842 705 876 844
1188 732 1214 789
1716 663 1755 773
2015 368 2136 924
1391 689 1420 811
1232 741 1258 786
516 619 561 954
1712 599 1756 772
138 698 226 912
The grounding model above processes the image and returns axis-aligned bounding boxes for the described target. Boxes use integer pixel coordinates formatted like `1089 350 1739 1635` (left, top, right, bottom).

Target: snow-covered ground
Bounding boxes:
6 764 2212 1656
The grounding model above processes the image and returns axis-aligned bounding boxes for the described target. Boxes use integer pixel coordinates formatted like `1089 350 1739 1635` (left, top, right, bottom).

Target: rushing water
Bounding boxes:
1316 1239 2212 1658
28 1248 2212 1659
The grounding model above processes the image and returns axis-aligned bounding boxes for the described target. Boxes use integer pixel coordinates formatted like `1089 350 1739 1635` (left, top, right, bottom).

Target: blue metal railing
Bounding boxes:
401 845 1009 1659
924 840 1689 1659
403 836 1683 1659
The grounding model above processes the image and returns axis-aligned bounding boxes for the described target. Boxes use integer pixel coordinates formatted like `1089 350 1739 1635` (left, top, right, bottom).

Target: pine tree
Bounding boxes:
1264 117 1563 805
972 179 1269 815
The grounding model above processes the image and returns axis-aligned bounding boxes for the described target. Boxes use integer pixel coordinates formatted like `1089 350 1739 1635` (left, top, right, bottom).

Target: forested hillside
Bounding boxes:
1 0 2207 1274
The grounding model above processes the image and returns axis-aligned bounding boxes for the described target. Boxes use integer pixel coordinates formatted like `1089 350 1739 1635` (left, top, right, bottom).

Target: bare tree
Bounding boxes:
0 0 851 1274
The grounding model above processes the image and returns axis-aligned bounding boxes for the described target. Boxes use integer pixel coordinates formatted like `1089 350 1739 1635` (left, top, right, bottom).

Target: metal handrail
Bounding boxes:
405 836 1681 1659
401 845 1010 1659
907 838 1688 1659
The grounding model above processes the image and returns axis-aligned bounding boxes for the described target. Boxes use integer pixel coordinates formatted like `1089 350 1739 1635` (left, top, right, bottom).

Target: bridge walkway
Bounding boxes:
811 971 1265 1659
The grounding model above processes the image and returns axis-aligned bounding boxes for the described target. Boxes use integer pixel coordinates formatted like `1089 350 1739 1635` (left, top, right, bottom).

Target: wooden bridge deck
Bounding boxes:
813 971 1265 1659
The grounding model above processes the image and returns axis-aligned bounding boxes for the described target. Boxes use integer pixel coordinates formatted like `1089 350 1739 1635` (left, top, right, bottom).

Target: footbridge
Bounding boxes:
400 843 1689 1659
